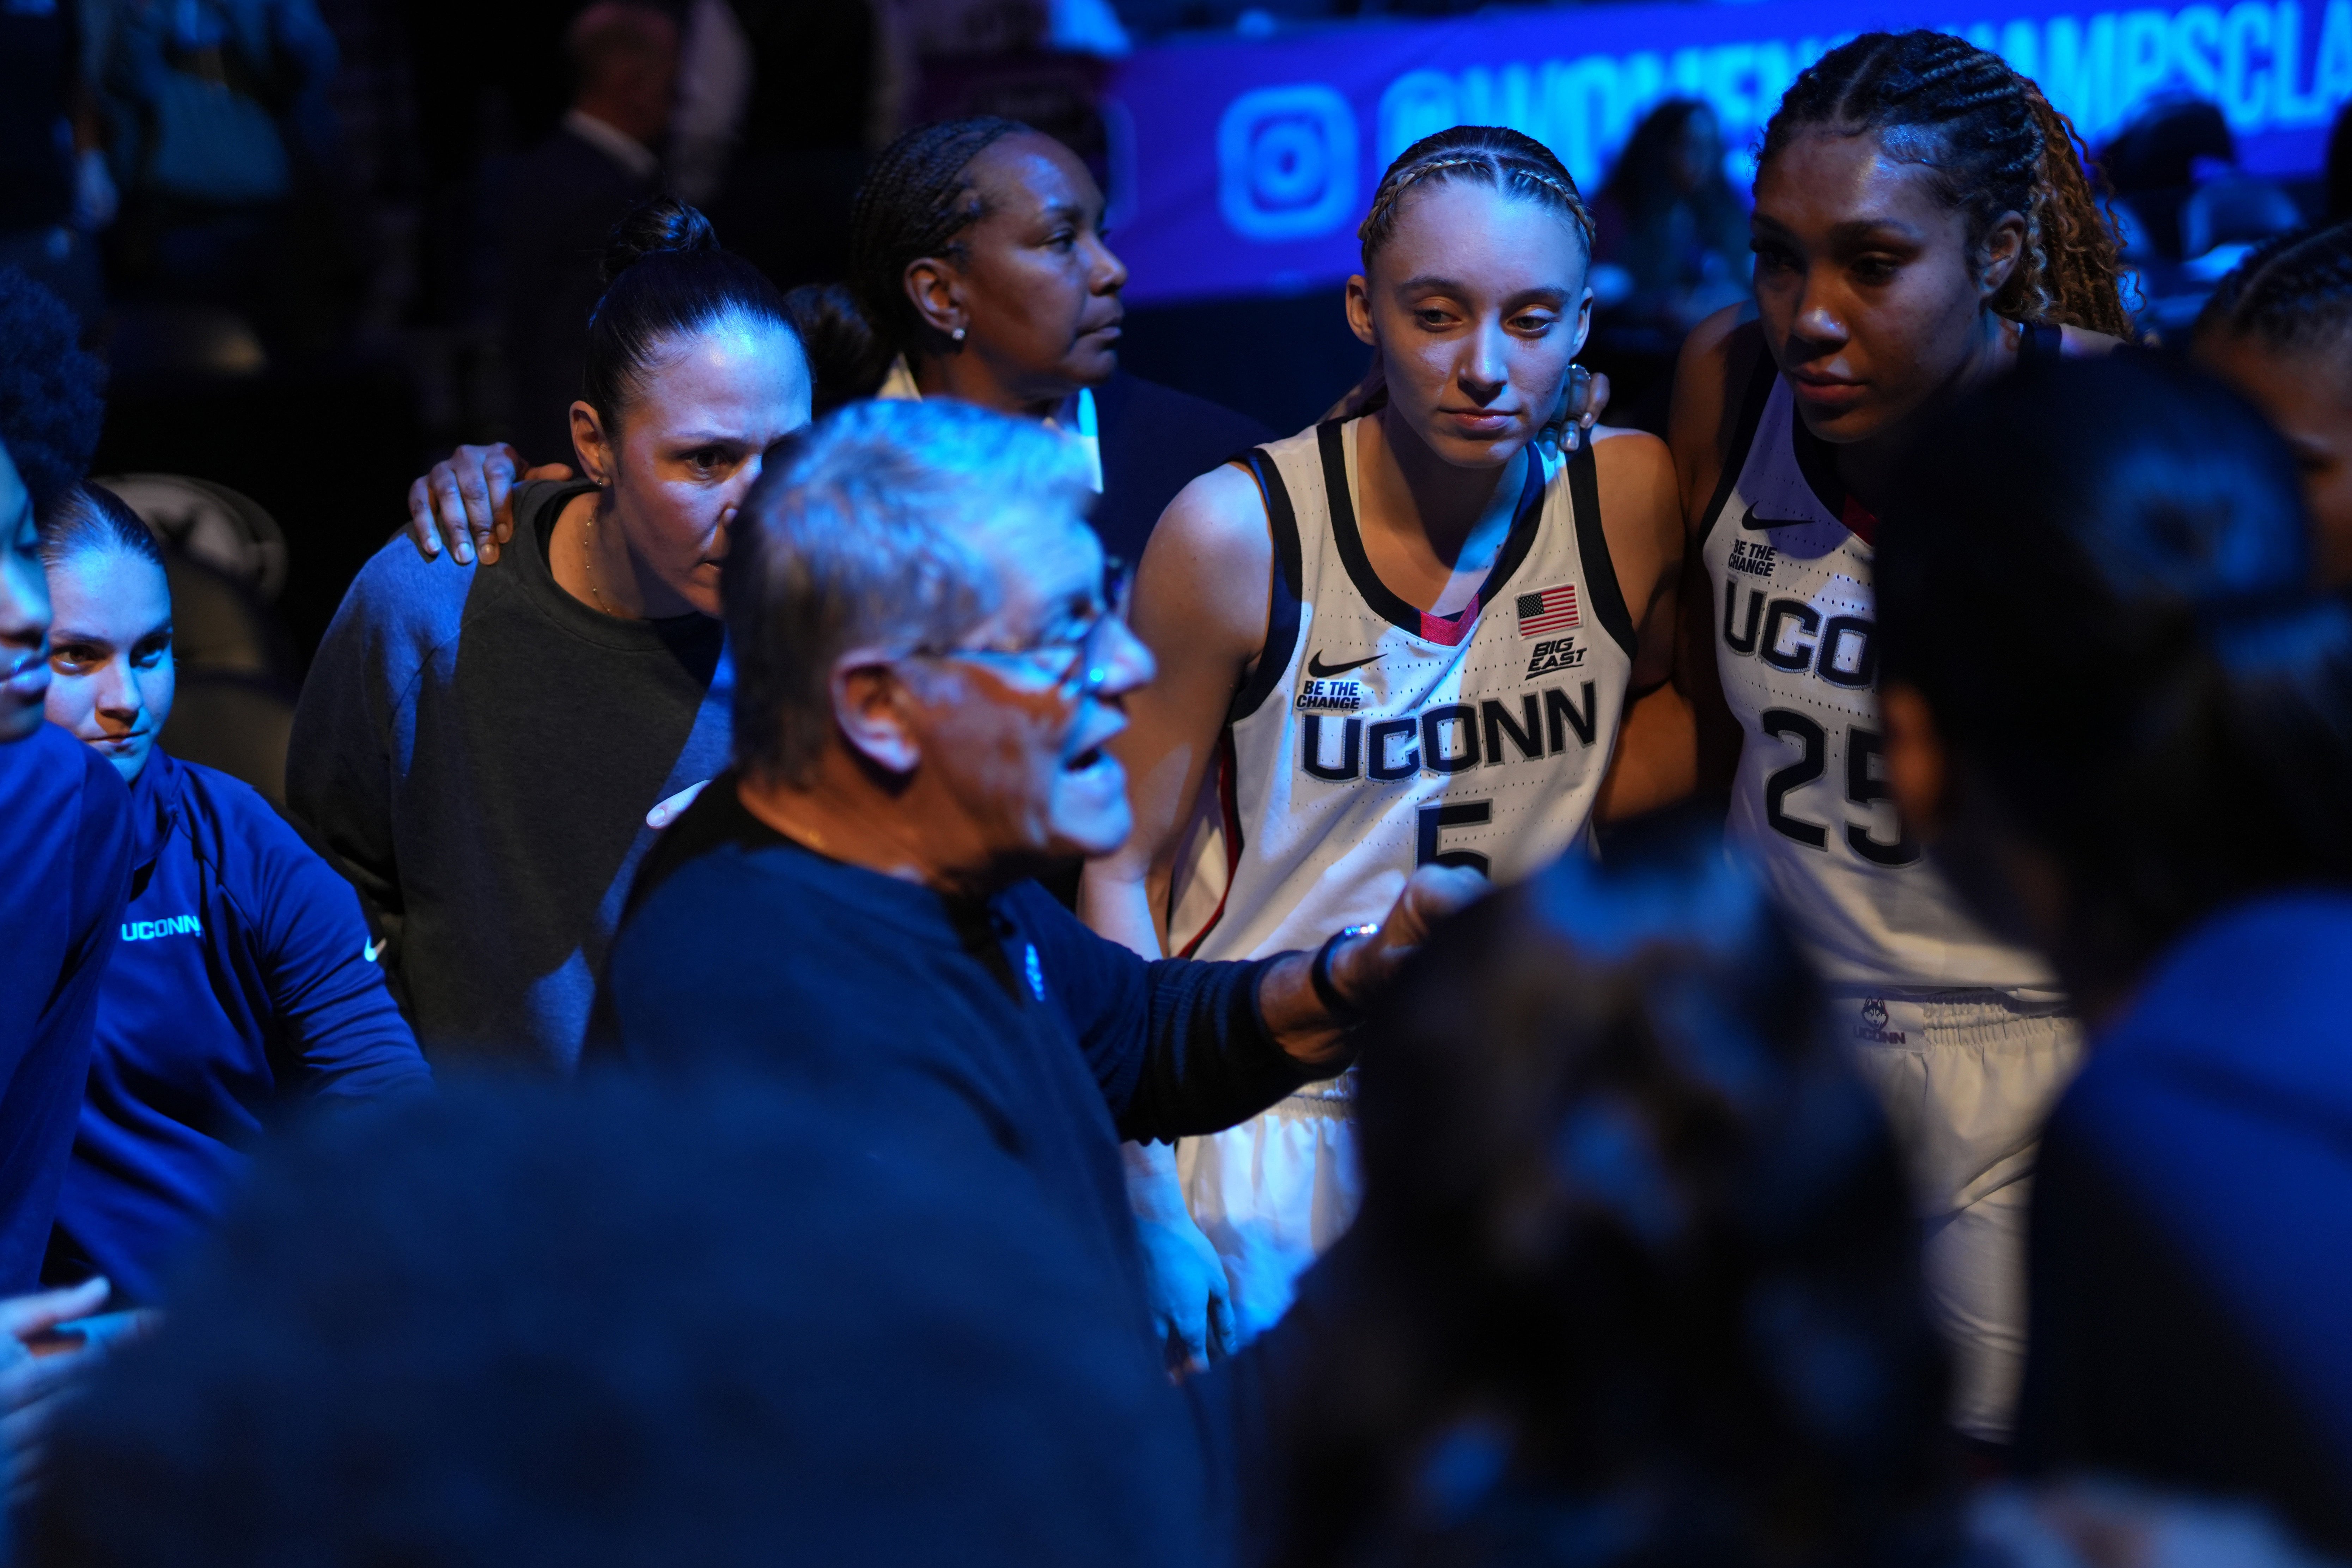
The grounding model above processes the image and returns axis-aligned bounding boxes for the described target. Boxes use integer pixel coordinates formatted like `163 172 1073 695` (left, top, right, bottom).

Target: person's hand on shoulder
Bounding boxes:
1541 364 1611 457
404 443 575 566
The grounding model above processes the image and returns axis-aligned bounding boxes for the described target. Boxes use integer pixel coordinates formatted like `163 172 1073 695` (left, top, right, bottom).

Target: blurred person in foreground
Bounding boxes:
2192 221 2352 582
37 483 432 1305
1879 352 2352 1553
1258 811 2344 1568
590 396 1477 1476
504 2 679 467
25 1078 1241 1566
1262 816 1954 1565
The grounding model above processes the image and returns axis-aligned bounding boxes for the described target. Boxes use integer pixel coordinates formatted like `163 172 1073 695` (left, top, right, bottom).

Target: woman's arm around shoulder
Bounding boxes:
1079 462 1274 959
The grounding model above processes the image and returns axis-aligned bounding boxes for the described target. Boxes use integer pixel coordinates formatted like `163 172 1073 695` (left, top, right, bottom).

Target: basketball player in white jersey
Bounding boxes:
1080 126 1687 1362
1658 31 2130 1442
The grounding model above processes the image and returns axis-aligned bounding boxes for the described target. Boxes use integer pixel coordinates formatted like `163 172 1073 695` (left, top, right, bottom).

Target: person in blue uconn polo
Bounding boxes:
36 484 432 1304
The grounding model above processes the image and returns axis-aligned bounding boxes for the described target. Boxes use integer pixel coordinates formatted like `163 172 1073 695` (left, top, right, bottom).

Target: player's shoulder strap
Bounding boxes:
1695 333 1781 549
2019 318 2065 362
1566 438 1636 659
1226 442 1306 725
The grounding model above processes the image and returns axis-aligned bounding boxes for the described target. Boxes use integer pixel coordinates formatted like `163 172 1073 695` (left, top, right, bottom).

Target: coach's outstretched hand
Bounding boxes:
1259 863 1487 1069
404 443 576 566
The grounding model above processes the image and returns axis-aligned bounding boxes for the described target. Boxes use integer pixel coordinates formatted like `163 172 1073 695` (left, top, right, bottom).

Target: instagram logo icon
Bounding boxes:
1217 85 1358 242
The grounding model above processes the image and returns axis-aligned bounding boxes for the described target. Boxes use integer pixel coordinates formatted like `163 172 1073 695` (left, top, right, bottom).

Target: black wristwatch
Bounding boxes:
1310 923 1381 1026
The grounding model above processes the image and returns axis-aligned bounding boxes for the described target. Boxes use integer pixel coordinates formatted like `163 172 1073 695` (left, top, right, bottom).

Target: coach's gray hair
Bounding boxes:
726 397 1095 786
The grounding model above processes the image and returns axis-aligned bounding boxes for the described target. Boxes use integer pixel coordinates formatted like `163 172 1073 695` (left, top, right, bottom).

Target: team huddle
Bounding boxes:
342 24 2352 1452
24 22 2351 1516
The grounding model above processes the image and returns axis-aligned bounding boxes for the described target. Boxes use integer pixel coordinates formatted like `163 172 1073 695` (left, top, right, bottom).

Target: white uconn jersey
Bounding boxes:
1701 354 2056 992
1174 417 1635 964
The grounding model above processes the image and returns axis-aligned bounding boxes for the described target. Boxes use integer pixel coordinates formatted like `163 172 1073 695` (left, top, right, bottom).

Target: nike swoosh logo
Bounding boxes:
363 938 386 963
1741 511 1820 530
1306 651 1380 678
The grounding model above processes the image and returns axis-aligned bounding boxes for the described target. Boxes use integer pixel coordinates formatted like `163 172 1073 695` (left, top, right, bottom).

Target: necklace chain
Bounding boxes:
581 511 623 617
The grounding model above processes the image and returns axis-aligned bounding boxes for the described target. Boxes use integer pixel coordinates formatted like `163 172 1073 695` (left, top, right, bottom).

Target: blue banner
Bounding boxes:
1104 0 2352 301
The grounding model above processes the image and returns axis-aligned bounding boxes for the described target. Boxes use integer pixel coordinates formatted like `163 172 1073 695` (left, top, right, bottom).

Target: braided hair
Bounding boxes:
2196 220 2352 355
1759 31 2131 337
847 117 1031 370
1359 126 1596 269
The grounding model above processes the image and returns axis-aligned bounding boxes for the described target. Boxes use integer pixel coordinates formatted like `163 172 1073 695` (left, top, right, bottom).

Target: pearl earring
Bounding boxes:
952 327 967 342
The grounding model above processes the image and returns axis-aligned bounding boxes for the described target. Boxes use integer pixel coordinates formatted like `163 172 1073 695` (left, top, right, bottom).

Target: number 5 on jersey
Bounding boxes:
1417 800 1492 873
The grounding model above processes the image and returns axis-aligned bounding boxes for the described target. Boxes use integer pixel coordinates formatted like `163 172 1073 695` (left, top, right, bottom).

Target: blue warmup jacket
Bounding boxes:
48 748 433 1303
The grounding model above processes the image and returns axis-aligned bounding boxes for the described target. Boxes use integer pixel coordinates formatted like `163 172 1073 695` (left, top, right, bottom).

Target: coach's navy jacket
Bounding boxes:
49 748 432 1303
593 775 1339 1567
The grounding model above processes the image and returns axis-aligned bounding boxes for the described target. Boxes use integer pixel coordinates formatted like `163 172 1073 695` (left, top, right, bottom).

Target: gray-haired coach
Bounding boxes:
590 398 1474 1560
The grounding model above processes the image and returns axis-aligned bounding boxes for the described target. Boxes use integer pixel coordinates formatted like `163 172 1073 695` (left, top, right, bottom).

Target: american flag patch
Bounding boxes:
1517 585 1580 636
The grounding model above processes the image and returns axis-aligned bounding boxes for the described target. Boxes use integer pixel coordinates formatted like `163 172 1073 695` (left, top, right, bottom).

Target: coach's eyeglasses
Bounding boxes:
913 556 1133 702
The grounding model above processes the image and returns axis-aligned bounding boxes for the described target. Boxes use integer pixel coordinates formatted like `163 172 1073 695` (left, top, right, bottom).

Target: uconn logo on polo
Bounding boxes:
122 914 203 942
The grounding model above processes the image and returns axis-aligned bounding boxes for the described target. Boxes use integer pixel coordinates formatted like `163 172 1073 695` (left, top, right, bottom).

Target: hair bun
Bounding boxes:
601 197 719 286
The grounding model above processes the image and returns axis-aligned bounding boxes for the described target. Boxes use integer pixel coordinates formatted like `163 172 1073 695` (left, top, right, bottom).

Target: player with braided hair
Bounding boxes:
2194 221 2352 582
1083 125 1686 1365
1650 30 2129 1444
